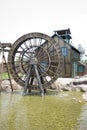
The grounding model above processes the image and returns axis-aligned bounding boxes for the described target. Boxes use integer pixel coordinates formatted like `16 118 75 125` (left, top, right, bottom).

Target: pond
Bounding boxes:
0 91 87 130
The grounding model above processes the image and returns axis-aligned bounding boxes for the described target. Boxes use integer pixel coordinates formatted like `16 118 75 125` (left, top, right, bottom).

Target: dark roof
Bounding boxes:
71 45 80 53
54 28 71 35
60 34 72 40
78 61 86 66
54 28 72 40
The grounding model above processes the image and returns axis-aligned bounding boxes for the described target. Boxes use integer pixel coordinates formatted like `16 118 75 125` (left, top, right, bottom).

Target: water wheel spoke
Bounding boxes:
8 32 62 95
38 62 48 72
38 38 42 46
38 56 49 62
50 64 58 68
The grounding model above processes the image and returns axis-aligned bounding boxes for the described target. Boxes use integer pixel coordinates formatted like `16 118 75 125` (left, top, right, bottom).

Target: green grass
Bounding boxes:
1 72 10 79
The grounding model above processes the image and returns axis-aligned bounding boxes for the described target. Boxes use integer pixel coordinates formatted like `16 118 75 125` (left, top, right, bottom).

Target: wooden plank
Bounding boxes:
0 43 12 48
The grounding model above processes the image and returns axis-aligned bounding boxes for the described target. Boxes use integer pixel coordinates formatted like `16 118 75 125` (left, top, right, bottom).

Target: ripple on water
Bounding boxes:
0 91 85 130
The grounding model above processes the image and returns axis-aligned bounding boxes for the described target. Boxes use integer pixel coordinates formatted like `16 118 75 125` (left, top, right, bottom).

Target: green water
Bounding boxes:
0 91 87 130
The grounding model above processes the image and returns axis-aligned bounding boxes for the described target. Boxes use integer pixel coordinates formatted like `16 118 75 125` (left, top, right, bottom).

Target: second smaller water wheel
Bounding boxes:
8 32 62 95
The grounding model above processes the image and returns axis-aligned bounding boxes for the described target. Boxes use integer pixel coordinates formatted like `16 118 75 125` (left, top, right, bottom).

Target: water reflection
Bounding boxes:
0 91 85 130
76 104 87 130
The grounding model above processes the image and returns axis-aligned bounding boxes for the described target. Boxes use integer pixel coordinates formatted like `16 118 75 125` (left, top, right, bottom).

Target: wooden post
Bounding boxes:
0 43 13 92
0 69 2 92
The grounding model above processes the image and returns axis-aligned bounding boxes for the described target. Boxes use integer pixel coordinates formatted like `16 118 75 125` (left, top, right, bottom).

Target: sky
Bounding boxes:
0 0 87 52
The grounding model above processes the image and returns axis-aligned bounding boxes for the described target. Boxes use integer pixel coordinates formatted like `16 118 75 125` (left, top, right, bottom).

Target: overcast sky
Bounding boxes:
0 0 87 49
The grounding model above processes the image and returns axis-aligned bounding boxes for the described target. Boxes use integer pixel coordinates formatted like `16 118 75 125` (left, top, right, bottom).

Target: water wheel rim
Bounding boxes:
8 32 62 87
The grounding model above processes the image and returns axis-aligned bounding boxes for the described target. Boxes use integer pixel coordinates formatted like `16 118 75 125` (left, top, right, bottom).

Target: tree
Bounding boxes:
77 44 85 61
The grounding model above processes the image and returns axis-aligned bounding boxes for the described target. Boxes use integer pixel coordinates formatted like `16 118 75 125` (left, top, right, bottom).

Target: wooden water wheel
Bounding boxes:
8 32 62 95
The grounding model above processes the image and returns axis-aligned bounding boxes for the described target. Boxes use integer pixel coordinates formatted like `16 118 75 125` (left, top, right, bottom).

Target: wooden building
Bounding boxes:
52 29 85 77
